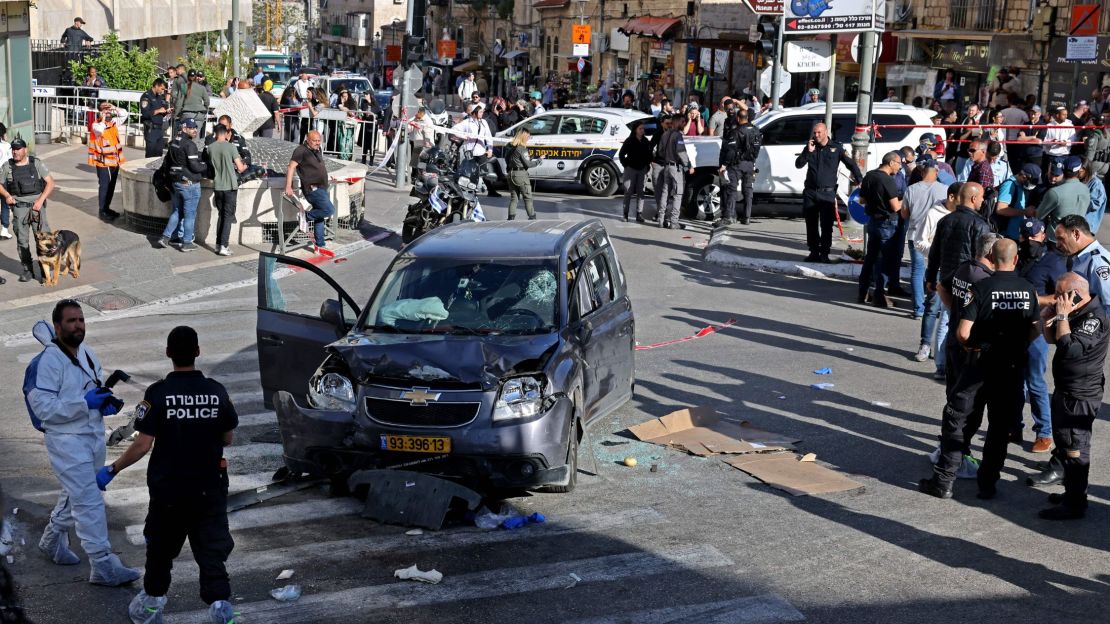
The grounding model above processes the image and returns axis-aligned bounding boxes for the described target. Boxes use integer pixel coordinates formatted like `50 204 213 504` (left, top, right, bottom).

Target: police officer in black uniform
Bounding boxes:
140 78 171 158
716 105 761 226
794 121 862 262
204 115 253 166
921 238 1039 499
1036 272 1110 520
97 326 239 623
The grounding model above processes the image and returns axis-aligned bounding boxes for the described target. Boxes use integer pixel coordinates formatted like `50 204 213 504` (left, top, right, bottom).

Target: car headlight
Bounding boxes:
308 372 356 412
493 376 545 421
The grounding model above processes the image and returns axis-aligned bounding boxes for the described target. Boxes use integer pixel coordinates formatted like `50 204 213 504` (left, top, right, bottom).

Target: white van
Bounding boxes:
684 102 945 219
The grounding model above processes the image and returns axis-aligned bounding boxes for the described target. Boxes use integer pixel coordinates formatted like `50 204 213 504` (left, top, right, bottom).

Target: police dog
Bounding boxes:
34 229 81 287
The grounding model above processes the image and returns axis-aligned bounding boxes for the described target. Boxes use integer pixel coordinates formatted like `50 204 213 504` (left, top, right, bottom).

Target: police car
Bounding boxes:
684 102 945 220
495 108 653 196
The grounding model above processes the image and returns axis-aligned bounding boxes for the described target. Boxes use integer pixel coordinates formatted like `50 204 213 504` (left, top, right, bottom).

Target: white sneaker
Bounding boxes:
913 344 931 362
216 246 232 256
0 226 10 239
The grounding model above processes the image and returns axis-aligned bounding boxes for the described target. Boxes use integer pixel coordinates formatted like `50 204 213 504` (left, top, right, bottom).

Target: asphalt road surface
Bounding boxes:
2 190 1108 623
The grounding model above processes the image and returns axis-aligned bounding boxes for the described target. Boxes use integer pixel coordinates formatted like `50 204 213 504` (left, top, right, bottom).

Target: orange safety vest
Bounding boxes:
88 123 125 168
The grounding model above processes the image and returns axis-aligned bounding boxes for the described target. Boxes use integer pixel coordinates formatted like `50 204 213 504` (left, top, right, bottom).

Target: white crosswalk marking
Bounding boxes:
125 498 364 546
165 544 735 623
21 471 281 509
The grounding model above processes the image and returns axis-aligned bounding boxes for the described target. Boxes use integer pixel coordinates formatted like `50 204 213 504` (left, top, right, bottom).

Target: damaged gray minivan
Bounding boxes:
257 219 635 492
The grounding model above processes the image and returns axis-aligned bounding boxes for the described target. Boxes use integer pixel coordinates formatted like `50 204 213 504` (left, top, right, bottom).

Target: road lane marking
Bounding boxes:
566 594 806 624
165 544 733 623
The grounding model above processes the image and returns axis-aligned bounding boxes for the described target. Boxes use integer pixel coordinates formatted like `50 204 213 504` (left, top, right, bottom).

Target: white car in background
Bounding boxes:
684 102 946 220
495 108 653 196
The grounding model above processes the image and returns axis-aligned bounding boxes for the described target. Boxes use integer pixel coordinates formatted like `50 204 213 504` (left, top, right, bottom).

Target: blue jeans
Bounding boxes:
934 305 950 375
909 243 927 316
303 187 335 246
858 217 899 299
163 182 200 243
1024 335 1051 437
885 216 907 288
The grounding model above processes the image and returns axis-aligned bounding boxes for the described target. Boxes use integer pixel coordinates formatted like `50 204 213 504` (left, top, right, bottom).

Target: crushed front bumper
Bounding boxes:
273 390 573 488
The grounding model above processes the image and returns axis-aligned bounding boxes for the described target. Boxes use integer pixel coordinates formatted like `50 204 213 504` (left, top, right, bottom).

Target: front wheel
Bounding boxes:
538 415 578 493
686 172 721 221
582 161 618 196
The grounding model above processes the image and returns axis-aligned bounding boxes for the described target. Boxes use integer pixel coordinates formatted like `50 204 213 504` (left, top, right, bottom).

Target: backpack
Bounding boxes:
739 124 763 162
152 155 172 202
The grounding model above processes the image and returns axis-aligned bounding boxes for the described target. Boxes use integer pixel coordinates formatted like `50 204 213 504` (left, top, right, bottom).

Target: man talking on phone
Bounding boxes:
795 122 862 263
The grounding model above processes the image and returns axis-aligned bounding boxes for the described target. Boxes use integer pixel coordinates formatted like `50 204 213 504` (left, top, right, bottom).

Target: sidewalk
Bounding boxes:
0 143 411 338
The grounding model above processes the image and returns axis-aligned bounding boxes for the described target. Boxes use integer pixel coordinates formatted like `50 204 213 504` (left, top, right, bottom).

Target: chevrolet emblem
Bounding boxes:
400 387 441 406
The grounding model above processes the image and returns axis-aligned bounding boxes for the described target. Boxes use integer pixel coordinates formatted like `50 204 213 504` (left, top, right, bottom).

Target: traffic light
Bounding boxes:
758 16 778 63
401 34 427 66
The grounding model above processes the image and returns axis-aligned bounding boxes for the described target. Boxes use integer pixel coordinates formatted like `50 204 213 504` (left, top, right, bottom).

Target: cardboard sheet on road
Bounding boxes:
628 407 800 456
726 453 864 496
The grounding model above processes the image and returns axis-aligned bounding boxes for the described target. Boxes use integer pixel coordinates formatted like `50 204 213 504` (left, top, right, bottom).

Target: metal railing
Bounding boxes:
31 85 383 166
947 0 1005 31
31 39 105 86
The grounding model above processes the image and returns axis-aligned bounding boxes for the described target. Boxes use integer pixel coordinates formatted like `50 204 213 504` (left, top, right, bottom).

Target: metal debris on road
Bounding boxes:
394 565 443 584
269 585 302 602
349 470 482 530
276 569 295 581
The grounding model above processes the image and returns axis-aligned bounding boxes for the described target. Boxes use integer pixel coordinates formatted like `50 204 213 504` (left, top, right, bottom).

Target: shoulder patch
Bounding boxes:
134 400 151 422
1096 264 1110 281
1079 317 1101 335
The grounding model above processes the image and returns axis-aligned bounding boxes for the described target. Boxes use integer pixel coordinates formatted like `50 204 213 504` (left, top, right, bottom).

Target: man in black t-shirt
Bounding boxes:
96 326 239 624
1035 273 1110 520
284 130 336 256
857 152 904 306
921 238 1039 499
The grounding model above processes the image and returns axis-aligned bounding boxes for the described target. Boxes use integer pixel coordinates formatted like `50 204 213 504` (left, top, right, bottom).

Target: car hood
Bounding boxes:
329 332 561 389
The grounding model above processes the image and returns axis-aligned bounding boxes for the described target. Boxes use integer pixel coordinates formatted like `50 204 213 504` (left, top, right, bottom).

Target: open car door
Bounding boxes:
257 253 361 409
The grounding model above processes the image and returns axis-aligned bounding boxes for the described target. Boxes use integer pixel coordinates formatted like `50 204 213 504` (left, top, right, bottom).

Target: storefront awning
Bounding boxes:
453 59 482 73
502 50 528 59
618 17 683 39
533 0 568 9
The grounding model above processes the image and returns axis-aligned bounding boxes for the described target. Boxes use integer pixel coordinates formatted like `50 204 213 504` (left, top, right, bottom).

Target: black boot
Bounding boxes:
918 477 953 499
1026 457 1064 486
18 246 34 282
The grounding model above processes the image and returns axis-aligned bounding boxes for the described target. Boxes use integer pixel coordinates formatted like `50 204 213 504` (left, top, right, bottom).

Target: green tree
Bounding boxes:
68 32 160 91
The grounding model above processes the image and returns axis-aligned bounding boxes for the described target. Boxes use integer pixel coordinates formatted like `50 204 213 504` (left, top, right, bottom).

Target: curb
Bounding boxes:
701 226 910 280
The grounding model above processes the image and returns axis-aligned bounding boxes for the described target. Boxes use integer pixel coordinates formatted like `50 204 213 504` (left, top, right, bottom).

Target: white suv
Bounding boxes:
684 102 946 219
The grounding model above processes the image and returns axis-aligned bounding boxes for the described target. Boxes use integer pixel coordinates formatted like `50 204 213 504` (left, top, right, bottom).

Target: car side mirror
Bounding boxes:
320 298 344 328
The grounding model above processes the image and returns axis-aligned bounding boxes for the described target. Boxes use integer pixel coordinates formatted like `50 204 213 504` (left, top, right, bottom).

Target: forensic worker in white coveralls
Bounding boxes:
25 299 142 586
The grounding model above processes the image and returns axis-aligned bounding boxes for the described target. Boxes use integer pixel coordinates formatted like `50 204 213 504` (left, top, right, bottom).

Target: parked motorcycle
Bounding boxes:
401 149 487 244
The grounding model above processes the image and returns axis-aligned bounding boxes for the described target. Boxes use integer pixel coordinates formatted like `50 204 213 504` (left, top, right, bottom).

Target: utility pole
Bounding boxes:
770 16 784 110
851 30 879 167
232 0 241 79
394 0 427 188
823 34 836 130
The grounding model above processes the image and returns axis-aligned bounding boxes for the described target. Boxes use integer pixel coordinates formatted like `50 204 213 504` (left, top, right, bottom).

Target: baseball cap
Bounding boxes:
181 118 198 129
187 69 197 78
196 70 205 78
10 138 26 149
1020 218 1046 237
1030 105 1042 113
1050 161 1064 177
1020 163 1042 181
530 91 541 99
916 156 938 169
919 133 938 147
1065 155 1083 174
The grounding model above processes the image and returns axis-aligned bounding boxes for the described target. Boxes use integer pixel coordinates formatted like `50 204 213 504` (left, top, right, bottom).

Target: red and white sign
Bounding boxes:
1070 4 1100 36
742 0 783 14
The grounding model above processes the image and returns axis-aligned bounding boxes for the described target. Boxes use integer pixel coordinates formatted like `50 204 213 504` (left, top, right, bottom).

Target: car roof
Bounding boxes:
402 219 604 259
759 102 935 119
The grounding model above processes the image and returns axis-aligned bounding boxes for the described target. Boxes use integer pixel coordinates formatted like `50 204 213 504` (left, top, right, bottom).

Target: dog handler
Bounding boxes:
24 299 142 585
0 138 55 283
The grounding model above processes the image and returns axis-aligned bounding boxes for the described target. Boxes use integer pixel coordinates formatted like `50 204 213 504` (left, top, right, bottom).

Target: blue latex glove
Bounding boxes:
100 399 122 417
95 466 115 491
84 387 111 410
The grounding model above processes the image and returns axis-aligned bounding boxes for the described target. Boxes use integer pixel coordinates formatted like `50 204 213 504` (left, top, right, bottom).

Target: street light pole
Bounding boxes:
770 15 784 110
232 0 241 80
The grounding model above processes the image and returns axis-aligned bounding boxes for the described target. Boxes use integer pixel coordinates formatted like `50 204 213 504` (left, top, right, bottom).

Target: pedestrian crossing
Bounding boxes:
6 291 807 624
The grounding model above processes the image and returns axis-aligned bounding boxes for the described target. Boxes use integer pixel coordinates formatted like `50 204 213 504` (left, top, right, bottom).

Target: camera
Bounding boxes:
101 369 130 412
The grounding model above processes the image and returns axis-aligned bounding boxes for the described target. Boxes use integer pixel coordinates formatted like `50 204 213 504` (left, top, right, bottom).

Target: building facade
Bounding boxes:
1 1 32 143
31 0 253 67
313 0 406 72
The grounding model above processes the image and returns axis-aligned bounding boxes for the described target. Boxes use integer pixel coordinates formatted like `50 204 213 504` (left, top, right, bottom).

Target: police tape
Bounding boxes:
634 319 736 351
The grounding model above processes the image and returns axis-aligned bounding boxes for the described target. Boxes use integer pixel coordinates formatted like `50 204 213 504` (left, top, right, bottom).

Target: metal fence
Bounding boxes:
31 40 104 86
30 85 383 166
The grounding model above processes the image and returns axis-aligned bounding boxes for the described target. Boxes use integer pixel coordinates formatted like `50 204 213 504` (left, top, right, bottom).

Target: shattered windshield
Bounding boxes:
363 258 560 335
